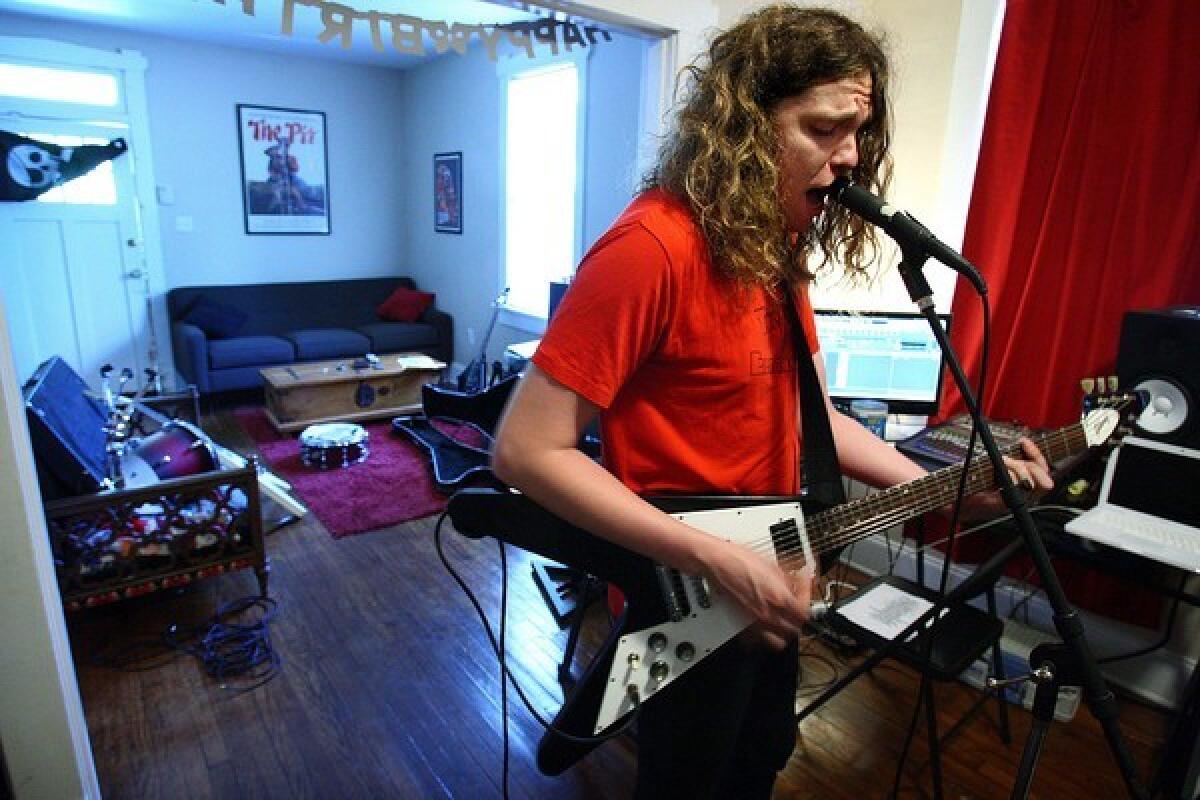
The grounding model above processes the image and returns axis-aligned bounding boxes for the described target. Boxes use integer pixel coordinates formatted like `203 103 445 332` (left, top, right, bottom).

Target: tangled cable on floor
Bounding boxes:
96 595 281 693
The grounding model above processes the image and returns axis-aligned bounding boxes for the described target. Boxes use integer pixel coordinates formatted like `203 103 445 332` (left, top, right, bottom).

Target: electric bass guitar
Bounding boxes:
447 399 1134 775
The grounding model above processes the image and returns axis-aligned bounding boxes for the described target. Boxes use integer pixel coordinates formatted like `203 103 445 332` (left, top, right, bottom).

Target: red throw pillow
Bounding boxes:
377 287 435 322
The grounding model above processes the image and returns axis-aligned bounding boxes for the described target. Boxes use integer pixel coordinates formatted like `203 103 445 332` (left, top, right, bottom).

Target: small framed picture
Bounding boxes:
434 151 462 234
237 104 330 235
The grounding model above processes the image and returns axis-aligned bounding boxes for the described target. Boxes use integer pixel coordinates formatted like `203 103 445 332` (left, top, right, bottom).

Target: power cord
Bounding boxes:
433 512 641 799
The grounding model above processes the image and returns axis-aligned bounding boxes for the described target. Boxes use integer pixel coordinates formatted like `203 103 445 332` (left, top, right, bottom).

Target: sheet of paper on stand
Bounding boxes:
395 353 445 370
836 582 949 641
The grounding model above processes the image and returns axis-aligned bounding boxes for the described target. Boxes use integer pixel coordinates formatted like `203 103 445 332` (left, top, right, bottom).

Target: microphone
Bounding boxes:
828 176 988 296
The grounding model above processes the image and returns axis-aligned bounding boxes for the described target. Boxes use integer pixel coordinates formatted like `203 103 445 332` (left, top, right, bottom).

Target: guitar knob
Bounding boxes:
650 661 670 683
648 632 667 653
675 642 696 662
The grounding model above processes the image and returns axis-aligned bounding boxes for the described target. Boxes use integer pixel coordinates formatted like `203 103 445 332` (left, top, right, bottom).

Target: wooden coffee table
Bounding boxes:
261 353 446 433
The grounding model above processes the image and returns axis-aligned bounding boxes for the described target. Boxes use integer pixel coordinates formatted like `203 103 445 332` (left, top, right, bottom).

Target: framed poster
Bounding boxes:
237 104 330 234
434 151 462 234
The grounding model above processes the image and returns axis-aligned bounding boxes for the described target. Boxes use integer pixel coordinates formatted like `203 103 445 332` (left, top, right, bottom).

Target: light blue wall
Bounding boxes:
2 12 648 370
0 12 408 289
398 31 648 368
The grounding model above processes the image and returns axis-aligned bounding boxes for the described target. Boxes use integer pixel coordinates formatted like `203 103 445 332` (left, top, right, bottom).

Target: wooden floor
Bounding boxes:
64 405 1173 799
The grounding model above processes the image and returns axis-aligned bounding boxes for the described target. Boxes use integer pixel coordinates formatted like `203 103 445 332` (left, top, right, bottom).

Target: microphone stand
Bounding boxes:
892 243 1148 799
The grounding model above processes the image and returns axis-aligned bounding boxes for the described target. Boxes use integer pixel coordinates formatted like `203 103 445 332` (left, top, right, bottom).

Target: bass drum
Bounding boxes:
120 420 219 488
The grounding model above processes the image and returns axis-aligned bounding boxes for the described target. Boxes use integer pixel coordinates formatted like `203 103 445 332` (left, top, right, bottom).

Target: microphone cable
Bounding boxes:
891 290 993 799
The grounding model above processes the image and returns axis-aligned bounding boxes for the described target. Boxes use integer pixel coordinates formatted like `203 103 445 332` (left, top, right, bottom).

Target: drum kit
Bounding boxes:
93 366 308 520
96 366 220 490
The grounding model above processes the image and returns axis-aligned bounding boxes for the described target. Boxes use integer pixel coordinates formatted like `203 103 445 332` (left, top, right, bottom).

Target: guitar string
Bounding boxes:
684 430 1054 566
730 427 1063 563
777 423 1088 569
709 409 1116 570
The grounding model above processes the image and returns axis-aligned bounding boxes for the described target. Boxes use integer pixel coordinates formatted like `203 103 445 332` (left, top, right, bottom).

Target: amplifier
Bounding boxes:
22 356 109 497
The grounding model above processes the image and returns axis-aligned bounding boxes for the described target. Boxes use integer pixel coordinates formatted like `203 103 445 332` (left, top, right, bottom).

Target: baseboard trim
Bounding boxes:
838 533 1197 710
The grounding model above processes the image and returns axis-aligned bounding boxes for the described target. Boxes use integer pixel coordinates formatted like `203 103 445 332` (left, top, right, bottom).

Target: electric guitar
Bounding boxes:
447 398 1136 775
457 288 510 394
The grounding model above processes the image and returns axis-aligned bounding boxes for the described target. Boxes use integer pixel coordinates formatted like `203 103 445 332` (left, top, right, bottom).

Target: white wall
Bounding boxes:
0 12 409 290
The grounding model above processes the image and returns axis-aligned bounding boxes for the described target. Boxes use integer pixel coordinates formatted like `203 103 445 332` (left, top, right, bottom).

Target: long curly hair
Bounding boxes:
644 5 892 288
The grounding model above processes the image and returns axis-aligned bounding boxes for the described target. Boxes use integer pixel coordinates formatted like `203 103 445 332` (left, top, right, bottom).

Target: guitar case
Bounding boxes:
391 415 495 491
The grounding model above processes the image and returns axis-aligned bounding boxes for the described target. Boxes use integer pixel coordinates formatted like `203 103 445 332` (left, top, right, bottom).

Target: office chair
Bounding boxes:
800 525 1020 800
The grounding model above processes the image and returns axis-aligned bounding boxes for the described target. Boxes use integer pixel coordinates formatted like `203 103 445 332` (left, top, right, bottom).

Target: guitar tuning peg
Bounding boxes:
1081 378 1096 394
1107 375 1119 393
1095 375 1106 395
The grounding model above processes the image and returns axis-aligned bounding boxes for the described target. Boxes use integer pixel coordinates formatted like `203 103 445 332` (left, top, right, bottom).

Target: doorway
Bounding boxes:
0 37 169 394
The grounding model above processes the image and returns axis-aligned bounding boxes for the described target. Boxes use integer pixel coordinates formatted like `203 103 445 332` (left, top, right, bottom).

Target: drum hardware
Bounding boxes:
300 423 370 469
90 364 308 521
99 367 158 489
117 420 219 488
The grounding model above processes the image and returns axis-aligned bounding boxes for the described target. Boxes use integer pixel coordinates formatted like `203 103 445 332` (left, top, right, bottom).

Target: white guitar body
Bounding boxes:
594 501 812 734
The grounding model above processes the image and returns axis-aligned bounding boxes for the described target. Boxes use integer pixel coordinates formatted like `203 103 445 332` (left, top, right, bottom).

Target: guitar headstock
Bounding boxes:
1080 374 1148 447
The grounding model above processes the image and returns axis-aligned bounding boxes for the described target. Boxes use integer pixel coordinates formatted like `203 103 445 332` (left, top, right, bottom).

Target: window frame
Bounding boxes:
496 48 590 334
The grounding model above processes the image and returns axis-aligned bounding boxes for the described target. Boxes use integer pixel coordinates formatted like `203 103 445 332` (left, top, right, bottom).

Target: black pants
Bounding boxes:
633 636 799 800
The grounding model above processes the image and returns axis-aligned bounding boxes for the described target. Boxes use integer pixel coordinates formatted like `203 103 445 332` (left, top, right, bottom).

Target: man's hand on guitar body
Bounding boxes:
692 534 815 651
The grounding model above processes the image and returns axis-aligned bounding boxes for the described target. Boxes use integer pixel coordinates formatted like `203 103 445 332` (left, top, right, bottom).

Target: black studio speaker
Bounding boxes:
22 356 109 497
1116 307 1200 450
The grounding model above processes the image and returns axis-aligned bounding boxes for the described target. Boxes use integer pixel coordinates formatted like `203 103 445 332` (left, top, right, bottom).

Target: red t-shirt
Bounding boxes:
533 189 819 496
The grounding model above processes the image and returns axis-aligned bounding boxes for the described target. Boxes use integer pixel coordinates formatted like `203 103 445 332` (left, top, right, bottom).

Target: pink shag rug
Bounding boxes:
234 407 482 538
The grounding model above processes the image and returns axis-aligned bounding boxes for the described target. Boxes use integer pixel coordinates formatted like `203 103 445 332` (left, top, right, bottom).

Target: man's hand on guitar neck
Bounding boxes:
956 437 1054 522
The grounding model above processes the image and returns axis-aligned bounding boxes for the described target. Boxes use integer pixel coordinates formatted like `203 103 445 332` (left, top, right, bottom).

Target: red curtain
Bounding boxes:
944 0 1200 424
936 0 1200 623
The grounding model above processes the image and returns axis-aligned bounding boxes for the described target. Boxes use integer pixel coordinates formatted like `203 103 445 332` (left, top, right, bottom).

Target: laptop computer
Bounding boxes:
1064 436 1200 573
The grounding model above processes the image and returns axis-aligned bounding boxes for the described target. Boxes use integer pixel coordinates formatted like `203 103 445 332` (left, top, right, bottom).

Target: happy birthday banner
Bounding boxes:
210 0 612 61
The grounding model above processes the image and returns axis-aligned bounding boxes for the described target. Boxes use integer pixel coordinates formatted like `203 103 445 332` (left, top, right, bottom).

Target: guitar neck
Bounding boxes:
782 419 1090 569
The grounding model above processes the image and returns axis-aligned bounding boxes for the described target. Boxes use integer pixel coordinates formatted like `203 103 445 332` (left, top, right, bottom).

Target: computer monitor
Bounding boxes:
814 309 951 416
548 280 569 321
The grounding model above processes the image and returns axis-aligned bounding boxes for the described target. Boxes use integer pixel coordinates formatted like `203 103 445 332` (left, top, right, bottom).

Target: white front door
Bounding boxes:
0 118 153 390
0 36 169 395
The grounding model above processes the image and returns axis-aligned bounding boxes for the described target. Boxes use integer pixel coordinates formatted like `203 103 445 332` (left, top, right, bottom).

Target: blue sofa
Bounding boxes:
168 277 453 393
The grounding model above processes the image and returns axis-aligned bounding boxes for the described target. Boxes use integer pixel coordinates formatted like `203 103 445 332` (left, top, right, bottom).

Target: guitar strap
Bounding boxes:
782 287 846 508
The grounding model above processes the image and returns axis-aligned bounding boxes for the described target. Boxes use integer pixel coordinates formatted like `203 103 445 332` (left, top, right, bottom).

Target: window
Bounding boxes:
0 63 119 106
0 59 123 205
16 131 119 206
501 59 584 324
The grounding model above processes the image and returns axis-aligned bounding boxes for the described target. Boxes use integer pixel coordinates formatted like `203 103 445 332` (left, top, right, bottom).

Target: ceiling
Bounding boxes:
0 0 550 69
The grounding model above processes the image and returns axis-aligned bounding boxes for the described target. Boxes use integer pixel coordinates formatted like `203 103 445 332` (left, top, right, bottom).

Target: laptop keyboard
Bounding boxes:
1082 507 1200 555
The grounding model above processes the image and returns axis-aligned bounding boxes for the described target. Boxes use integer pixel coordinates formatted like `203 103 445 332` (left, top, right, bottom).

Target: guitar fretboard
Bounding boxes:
775 414 1099 571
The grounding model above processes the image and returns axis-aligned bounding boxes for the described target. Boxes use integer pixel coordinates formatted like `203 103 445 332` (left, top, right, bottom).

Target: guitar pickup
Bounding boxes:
655 565 691 621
